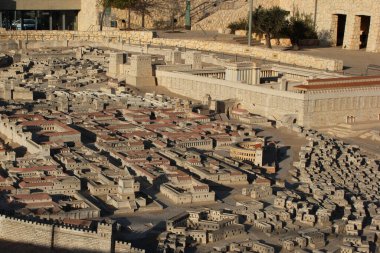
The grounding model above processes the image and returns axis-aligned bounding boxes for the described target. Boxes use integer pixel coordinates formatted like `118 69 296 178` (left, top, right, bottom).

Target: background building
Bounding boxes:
0 0 98 31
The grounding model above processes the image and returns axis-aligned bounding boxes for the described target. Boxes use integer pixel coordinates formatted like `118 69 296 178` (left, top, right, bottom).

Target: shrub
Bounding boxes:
227 19 248 33
282 12 318 49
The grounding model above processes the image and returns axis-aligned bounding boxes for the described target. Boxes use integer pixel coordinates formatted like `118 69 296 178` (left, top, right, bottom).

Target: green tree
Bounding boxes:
112 0 138 29
98 0 112 31
98 0 139 31
251 6 289 48
166 0 182 32
133 0 157 28
284 12 318 50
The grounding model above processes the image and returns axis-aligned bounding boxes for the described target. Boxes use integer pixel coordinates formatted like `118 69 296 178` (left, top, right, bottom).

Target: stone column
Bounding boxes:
252 67 260 85
366 16 380 52
34 11 38 30
49 13 53 30
20 11 24 30
62 12 66 30
344 15 361 50
330 14 339 46
225 67 238 82
0 12 3 28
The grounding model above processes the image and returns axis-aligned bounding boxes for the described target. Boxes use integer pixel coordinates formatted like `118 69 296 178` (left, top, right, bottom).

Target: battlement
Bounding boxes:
55 224 96 234
115 241 146 253
0 212 54 227
0 212 137 252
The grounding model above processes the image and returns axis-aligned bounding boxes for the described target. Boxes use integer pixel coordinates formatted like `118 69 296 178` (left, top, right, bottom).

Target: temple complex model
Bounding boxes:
0 28 378 253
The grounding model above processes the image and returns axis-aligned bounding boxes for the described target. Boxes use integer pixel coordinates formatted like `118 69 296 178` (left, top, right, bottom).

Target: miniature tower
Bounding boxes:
225 62 260 85
108 52 127 79
125 54 155 88
75 47 83 59
185 51 202 69
172 50 182 64
117 177 135 199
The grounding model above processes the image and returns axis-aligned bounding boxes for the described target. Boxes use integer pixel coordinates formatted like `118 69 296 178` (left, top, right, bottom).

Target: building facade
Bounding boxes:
0 0 98 31
274 0 380 52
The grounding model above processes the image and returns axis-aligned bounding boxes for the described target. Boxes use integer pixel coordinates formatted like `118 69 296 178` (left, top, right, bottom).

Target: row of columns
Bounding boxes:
196 72 225 79
225 67 260 85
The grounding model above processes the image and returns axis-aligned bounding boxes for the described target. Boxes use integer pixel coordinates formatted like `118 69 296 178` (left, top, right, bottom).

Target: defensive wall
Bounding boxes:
0 30 343 72
155 70 308 125
0 213 143 253
155 70 380 128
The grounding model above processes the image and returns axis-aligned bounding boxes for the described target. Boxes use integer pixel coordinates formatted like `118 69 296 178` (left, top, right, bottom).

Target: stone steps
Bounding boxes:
192 1 248 31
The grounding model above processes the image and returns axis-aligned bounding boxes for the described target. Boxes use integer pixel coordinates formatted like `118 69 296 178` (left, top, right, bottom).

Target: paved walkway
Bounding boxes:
292 47 380 76
157 29 380 75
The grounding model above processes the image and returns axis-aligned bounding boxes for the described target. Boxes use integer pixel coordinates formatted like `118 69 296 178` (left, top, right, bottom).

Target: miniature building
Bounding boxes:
230 139 265 166
109 52 127 79
166 209 245 244
184 51 202 70
124 54 156 88
225 62 260 85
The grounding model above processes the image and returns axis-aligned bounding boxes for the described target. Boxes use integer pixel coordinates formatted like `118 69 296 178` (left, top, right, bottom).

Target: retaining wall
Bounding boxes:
0 30 343 71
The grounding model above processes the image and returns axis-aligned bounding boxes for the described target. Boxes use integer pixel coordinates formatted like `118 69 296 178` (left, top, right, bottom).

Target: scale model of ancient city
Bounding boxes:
0 0 379 253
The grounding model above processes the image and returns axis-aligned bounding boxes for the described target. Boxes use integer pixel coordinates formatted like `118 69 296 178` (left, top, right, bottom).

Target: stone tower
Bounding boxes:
171 50 182 64
225 62 260 85
125 54 155 88
108 52 127 79
185 51 202 69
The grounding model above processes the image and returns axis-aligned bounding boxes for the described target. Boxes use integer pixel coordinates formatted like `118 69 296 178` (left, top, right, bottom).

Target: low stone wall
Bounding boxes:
0 30 154 43
0 30 343 71
152 38 342 71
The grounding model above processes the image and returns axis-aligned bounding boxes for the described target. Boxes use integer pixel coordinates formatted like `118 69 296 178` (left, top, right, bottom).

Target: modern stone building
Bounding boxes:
195 0 380 52
276 0 380 52
2 0 379 52
0 0 97 31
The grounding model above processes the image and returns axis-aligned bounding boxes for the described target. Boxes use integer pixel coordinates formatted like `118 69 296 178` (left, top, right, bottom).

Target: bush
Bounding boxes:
227 19 248 33
282 12 318 49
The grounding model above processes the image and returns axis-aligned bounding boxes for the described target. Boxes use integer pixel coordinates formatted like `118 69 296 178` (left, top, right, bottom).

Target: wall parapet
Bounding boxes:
0 30 343 72
0 212 138 253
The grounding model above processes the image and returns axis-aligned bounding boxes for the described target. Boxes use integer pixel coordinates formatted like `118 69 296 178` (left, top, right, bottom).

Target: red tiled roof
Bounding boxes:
307 75 380 84
294 80 380 90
